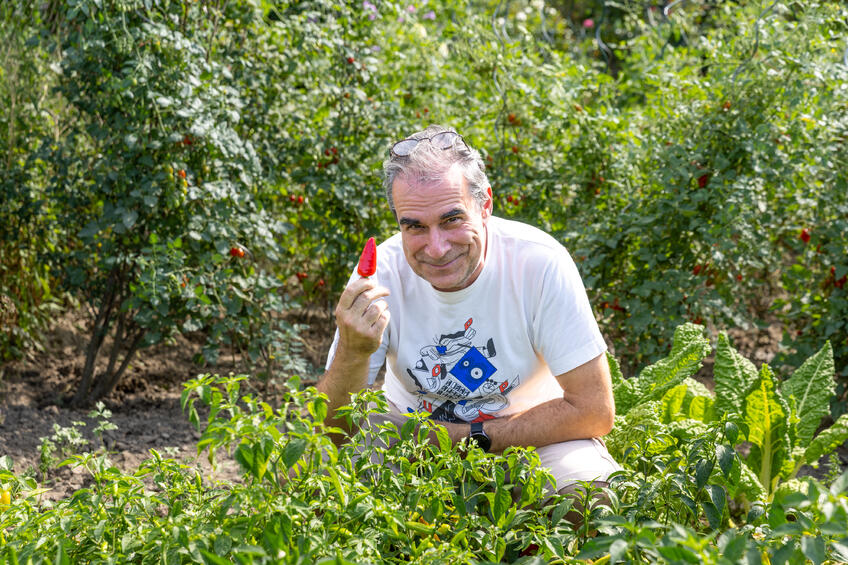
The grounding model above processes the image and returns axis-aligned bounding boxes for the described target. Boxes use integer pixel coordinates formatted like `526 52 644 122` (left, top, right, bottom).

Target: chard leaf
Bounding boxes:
608 351 636 415
688 395 714 422
803 413 848 466
666 418 710 442
624 324 711 412
744 364 791 497
606 401 668 460
670 322 709 356
661 383 688 423
781 342 835 446
734 458 767 503
714 332 758 417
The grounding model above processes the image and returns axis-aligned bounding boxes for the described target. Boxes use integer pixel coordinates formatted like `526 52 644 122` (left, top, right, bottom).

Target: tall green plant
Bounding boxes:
41 0 297 404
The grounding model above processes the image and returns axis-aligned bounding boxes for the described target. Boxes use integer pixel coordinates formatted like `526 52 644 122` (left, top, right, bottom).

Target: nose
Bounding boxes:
424 227 450 259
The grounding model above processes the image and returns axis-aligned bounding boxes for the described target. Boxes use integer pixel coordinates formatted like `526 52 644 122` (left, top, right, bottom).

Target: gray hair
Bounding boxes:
382 125 490 217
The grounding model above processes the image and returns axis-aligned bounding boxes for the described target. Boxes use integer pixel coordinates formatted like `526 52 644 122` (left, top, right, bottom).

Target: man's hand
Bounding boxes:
316 277 390 439
334 277 391 359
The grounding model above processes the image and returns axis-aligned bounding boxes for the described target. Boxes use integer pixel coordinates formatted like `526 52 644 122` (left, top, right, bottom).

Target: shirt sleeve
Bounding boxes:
531 248 607 377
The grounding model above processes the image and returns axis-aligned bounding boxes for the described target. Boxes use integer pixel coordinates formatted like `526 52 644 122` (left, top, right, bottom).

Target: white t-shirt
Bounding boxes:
326 216 607 423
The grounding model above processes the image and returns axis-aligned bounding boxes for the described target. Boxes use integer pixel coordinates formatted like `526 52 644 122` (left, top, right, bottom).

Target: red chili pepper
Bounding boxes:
357 237 377 277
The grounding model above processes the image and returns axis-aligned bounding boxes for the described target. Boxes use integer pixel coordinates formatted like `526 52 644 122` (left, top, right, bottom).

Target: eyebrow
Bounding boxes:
398 208 465 227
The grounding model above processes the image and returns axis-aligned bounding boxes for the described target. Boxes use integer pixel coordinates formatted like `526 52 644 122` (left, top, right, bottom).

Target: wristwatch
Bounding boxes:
469 422 491 452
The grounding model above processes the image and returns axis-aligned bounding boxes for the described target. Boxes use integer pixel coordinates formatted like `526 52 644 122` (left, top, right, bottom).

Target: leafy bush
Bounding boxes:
30 0 303 403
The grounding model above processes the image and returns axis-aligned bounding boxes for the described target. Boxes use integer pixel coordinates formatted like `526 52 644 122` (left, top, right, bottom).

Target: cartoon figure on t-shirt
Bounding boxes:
404 317 521 423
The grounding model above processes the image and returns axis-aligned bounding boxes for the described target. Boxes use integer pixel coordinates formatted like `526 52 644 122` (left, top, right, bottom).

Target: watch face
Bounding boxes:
471 432 491 452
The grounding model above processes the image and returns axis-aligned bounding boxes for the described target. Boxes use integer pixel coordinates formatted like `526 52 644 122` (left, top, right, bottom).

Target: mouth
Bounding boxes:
424 255 462 270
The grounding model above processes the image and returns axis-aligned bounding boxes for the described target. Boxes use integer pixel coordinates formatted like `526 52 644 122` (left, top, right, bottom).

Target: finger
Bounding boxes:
336 278 373 311
362 299 390 327
341 286 390 316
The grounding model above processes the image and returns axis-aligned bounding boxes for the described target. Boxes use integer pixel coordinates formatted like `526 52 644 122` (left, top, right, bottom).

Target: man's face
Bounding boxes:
392 164 492 292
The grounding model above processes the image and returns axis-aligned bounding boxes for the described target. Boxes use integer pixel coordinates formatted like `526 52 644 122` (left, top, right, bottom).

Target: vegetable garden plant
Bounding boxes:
2 324 848 563
2 0 848 563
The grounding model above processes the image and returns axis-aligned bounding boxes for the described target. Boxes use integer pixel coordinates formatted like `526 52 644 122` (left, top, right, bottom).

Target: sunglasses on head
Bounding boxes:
390 131 468 157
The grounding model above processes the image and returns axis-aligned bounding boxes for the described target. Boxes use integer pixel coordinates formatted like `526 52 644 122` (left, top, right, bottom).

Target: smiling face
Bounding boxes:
392 164 492 292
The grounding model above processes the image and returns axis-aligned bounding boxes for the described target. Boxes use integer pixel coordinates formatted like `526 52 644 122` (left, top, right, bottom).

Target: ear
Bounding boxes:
482 186 494 220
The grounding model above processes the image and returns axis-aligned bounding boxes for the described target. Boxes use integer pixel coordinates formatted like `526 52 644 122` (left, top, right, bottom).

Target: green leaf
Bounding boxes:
281 438 307 469
803 413 848 466
744 364 791 496
714 332 758 417
620 324 711 413
435 425 451 453
661 383 687 423
716 444 736 478
608 351 637 415
688 395 714 422
801 535 826 565
781 341 835 446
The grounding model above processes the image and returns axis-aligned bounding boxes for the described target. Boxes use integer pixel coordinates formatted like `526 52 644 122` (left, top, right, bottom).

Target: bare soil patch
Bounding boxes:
0 309 333 501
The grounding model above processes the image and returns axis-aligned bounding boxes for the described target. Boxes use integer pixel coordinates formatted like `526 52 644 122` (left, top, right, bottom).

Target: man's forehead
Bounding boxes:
393 163 467 197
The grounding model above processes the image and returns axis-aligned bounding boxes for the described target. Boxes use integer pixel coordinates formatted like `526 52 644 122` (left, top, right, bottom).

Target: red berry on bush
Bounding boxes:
347 56 355 64
297 195 304 204
331 147 338 155
229 247 241 257
697 174 709 188
423 107 429 114
507 195 514 203
318 279 325 287
290 194 296 202
324 149 331 156
507 113 516 123
799 228 811 244
178 169 186 179
736 274 743 282
511 146 519 154
693 264 702 276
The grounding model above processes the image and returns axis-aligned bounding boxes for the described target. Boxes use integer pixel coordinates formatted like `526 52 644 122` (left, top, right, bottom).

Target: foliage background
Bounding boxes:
1 0 846 405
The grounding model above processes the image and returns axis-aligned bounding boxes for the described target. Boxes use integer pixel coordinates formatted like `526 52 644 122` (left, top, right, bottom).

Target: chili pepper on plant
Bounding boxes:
357 237 377 277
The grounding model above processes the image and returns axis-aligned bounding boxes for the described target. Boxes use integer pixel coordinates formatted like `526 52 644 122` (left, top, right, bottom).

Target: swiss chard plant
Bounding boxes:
608 323 848 507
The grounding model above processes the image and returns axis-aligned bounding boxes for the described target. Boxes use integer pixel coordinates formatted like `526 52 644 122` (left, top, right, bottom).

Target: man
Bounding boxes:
317 125 619 500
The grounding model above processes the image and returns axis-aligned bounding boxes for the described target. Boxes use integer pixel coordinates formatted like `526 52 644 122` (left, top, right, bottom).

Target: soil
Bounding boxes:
1 310 845 502
0 309 335 501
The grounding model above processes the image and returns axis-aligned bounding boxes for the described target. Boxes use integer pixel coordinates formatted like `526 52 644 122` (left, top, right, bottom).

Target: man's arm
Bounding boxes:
436 353 615 452
315 277 390 435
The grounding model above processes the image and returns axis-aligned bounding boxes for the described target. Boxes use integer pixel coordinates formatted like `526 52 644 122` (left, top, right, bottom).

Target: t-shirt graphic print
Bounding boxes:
403 317 519 423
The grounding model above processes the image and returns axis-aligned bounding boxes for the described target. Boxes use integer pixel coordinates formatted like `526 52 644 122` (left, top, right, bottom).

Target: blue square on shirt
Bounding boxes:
450 348 496 392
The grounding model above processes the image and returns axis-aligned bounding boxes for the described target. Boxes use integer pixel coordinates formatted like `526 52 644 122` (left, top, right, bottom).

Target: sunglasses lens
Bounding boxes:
431 132 458 149
392 139 418 156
